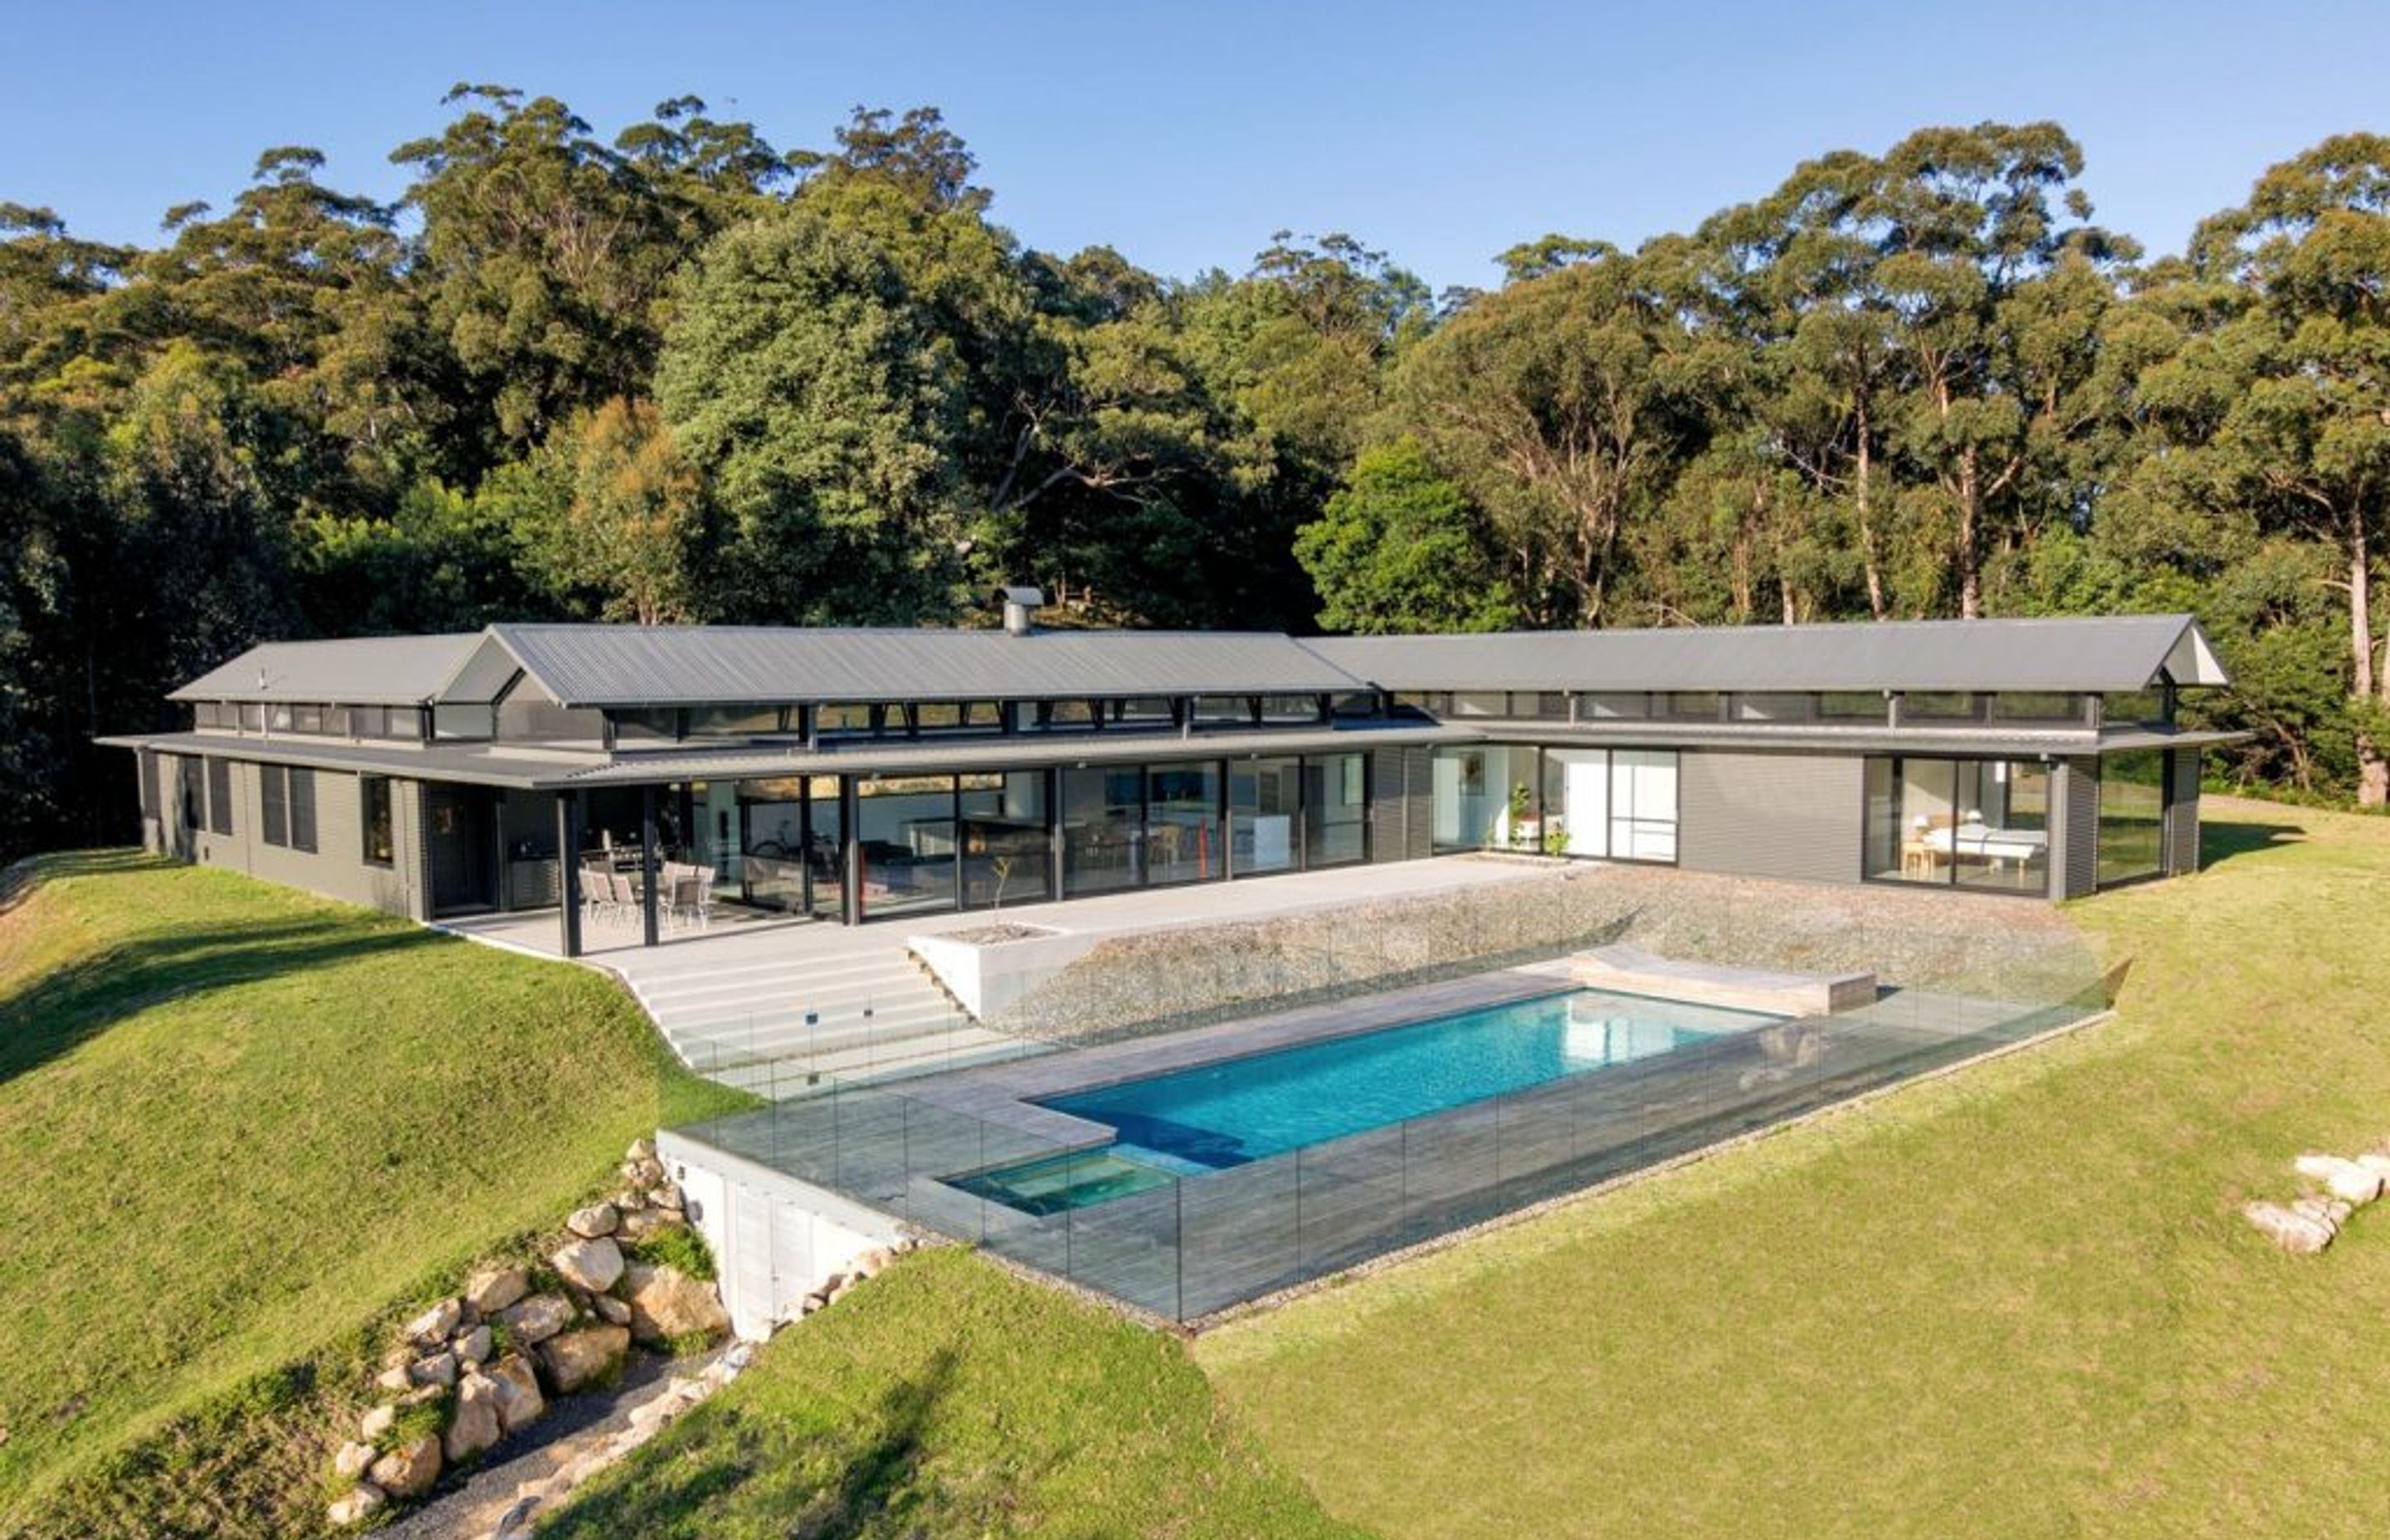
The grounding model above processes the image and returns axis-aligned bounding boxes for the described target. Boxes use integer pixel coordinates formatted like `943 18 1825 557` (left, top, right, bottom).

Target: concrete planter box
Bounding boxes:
907 926 1100 1021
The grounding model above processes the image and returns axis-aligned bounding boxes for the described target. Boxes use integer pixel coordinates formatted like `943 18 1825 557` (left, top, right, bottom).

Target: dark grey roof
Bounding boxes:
168 634 483 705
1300 615 2230 694
471 624 1364 708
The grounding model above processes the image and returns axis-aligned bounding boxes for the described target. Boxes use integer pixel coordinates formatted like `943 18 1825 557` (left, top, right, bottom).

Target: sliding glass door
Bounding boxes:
1863 756 2051 894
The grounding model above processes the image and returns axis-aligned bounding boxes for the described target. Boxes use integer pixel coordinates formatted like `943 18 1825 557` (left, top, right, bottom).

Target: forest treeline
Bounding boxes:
2 92 2387 862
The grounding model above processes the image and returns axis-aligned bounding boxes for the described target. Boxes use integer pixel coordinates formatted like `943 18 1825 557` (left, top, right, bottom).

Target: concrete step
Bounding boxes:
700 1030 1040 1095
653 998 954 1036
632 953 919 1002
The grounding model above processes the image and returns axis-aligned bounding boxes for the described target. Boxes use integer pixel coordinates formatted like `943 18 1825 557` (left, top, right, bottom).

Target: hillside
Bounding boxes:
1195 800 2390 1538
0 851 741 1538
537 1245 1363 1540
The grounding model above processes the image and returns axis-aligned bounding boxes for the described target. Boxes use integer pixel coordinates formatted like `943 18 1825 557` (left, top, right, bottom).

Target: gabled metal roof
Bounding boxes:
464 624 1365 708
168 634 484 705
1300 615 2231 694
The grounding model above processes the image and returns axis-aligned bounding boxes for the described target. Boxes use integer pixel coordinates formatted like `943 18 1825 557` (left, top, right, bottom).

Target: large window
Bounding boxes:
1062 766 1144 895
1863 757 2050 894
1432 745 1543 852
2096 751 2168 887
856 775 958 918
260 766 318 852
959 772 1050 908
206 758 234 836
1541 748 1610 858
1147 763 1222 885
1230 757 1301 876
1607 749 1679 863
1304 753 1368 868
362 776 395 866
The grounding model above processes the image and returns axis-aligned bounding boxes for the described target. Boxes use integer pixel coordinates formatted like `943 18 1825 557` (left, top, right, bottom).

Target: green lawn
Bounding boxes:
0 851 744 1538
1194 799 2390 1538
538 1246 1363 1540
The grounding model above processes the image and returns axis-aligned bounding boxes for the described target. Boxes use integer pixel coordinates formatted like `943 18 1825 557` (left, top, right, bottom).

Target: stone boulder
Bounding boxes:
622 1262 730 1346
2245 1200 2334 1255
465 1265 529 1316
593 1294 632 1326
455 1323 493 1367
402 1298 462 1346
327 1484 387 1528
408 1350 458 1388
553 1236 625 1294
2295 1154 2383 1205
537 1324 630 1394
500 1292 572 1345
445 1372 505 1464
358 1403 398 1440
368 1433 442 1499
567 1201 620 1239
486 1352 547 1435
627 1136 656 1164
333 1440 377 1479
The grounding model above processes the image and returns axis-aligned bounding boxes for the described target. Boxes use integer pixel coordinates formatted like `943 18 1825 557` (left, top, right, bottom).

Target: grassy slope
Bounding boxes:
1197 800 2390 1538
539 1247 1363 1540
0 851 744 1537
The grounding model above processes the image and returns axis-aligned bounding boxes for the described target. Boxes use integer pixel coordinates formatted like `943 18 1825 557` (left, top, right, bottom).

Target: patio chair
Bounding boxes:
668 874 712 932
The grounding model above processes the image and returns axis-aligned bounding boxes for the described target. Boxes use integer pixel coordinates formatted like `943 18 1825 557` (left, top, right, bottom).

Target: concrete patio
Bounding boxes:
438 855 1552 1090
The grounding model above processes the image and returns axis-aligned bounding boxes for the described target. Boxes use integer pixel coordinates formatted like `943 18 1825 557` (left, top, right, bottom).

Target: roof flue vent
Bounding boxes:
990 586 1045 637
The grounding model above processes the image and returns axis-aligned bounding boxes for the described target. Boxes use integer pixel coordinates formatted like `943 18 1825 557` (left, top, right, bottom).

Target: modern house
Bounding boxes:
100 599 2237 958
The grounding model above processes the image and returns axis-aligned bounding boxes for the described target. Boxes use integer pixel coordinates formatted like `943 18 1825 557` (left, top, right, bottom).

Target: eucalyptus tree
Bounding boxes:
2188 134 2390 803
1392 245 1702 627
393 87 793 462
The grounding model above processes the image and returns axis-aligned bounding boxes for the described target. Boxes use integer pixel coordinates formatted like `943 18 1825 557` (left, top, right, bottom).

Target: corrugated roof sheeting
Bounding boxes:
485 624 1364 706
169 634 484 704
1301 615 2223 693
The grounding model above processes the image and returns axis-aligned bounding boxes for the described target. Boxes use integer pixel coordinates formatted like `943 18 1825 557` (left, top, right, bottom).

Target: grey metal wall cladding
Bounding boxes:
172 756 418 919
2059 757 2100 899
2168 748 2202 874
1304 613 2207 694
1404 745 1436 860
1364 745 1436 863
1675 751 1863 885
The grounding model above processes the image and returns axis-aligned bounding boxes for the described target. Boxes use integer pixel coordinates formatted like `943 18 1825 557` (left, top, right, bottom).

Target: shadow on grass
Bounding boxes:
2198 816 2308 870
0 852 428 1085
539 1348 957 1540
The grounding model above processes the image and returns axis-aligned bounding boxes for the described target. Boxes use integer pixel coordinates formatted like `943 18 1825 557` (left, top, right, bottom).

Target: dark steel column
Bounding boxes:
640 785 661 947
556 790 583 958
839 776 861 925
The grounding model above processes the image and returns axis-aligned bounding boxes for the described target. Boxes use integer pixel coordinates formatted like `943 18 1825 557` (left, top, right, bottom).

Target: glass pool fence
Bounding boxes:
666 929 2113 1323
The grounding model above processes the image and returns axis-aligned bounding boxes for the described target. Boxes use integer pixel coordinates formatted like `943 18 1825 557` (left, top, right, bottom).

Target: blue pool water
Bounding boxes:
951 987 1769 1214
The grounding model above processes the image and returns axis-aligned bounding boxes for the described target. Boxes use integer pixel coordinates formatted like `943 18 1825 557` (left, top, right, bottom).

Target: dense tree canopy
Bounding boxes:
3 97 2388 865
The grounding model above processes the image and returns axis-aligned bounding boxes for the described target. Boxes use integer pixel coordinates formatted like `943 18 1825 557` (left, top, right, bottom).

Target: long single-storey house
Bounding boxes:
100 596 2237 958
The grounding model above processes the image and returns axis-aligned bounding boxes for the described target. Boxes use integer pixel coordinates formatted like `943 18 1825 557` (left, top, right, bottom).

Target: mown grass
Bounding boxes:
0 850 746 1538
1193 799 2390 1538
537 1246 1364 1540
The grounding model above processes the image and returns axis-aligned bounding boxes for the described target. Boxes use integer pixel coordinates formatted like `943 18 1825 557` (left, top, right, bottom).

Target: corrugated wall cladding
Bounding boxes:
2168 748 2202 875
162 753 422 920
1675 751 1863 885
2059 758 2100 899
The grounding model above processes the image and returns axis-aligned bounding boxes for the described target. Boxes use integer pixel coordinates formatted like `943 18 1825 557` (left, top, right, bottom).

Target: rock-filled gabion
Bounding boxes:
993 858 2100 1045
2242 1149 2390 1254
324 1138 730 1529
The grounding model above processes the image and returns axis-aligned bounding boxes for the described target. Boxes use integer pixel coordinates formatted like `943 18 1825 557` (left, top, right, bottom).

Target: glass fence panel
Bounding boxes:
1178 1159 1303 1318
1289 1124 1410 1279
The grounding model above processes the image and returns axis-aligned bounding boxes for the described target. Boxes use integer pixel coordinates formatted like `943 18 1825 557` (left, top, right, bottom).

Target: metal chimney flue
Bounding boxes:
991 586 1044 637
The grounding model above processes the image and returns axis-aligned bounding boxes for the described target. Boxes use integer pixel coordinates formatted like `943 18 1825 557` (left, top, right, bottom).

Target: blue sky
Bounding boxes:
6 1 2385 291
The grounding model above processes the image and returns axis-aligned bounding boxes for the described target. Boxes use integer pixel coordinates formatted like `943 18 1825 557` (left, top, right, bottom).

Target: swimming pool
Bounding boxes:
951 987 1772 1214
